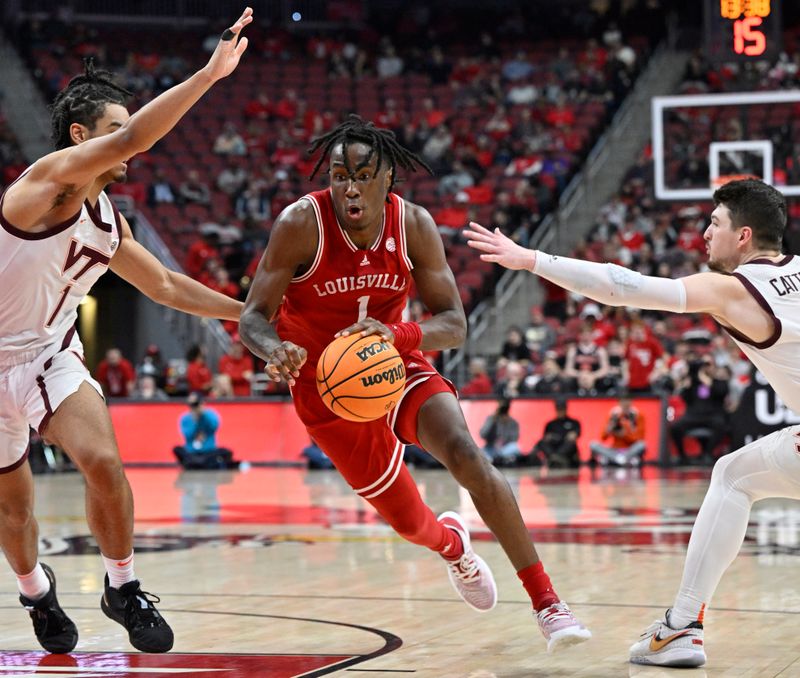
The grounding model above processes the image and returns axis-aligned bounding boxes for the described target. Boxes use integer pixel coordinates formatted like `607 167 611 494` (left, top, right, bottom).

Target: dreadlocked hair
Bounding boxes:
307 114 433 195
50 57 133 150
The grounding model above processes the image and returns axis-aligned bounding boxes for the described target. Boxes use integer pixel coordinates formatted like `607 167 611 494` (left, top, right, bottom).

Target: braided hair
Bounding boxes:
50 58 133 150
307 114 433 194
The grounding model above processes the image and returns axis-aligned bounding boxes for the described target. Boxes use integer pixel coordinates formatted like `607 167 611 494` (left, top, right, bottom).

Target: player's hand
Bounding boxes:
264 341 307 386
202 7 253 82
336 318 393 343
463 221 537 271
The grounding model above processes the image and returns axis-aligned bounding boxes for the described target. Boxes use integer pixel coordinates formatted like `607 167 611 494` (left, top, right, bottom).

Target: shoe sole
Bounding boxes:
630 648 706 667
438 511 498 613
547 626 592 653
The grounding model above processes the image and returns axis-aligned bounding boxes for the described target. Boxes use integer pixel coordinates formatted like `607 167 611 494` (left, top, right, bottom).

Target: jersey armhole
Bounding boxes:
292 195 324 283
397 196 413 273
722 272 782 348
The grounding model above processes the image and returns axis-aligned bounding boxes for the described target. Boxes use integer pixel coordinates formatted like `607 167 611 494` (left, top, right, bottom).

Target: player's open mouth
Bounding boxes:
348 206 363 219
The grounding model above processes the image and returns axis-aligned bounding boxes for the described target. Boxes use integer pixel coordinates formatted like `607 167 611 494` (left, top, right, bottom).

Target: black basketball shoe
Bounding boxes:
100 576 174 653
19 563 79 653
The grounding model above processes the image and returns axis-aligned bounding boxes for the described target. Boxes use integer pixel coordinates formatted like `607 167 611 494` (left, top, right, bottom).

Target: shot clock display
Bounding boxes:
704 0 782 62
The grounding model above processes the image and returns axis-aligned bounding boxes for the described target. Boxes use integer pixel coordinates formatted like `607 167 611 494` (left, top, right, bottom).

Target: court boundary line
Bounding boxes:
0 608 402 678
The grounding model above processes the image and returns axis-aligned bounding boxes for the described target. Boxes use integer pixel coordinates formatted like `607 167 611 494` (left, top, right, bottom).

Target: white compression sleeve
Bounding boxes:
670 426 800 627
532 251 687 313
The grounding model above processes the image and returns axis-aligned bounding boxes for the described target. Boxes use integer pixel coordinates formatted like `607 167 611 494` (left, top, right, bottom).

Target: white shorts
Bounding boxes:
0 329 103 472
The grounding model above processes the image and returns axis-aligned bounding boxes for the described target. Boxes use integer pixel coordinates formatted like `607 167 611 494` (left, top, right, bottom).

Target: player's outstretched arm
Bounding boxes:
463 221 731 316
239 201 317 385
34 8 253 189
109 214 241 321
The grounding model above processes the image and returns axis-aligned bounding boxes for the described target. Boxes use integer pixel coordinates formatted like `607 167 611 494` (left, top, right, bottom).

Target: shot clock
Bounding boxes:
704 0 782 62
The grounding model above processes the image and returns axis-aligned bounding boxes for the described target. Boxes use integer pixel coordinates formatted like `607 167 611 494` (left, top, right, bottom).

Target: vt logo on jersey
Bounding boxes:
62 238 111 280
45 238 112 328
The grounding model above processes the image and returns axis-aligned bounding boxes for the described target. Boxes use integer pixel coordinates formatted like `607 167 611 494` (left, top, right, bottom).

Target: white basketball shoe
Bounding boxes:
629 609 706 667
536 601 592 652
438 511 497 612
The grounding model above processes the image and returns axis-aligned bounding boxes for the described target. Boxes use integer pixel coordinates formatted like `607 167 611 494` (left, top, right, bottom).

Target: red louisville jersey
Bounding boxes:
276 189 414 381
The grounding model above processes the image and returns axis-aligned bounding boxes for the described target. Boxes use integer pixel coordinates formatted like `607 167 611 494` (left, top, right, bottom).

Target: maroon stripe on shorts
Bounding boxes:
44 326 78 372
60 325 76 351
36 375 54 434
0 446 30 474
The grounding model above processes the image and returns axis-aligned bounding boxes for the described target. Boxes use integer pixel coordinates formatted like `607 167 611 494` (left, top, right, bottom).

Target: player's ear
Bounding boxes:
69 122 90 145
739 225 752 244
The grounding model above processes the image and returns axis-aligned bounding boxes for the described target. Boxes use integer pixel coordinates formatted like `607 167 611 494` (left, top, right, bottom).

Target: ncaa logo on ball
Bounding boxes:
386 237 396 252
355 341 391 362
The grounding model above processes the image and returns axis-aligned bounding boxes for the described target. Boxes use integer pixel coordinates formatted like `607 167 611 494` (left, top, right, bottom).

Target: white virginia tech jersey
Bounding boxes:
0 183 120 361
726 255 800 415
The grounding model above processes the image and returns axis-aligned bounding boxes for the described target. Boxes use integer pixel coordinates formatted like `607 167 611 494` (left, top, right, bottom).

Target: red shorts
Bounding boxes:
291 352 455 498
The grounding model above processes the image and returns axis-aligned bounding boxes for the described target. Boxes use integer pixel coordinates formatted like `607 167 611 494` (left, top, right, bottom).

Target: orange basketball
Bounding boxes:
316 334 406 422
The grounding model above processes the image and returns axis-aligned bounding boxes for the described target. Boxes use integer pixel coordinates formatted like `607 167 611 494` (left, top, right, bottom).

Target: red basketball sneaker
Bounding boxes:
437 511 497 612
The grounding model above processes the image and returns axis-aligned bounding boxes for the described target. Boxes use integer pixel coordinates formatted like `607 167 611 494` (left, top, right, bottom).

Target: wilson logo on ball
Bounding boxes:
360 364 406 387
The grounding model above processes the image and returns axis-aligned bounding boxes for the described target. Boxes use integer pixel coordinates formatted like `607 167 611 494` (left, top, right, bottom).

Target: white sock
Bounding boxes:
17 562 51 601
670 428 800 628
102 551 136 589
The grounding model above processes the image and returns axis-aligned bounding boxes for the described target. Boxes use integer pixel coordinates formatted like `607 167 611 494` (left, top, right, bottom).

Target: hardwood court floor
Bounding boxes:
1 465 799 677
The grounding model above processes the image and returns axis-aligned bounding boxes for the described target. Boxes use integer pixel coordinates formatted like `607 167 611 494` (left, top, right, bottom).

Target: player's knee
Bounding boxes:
77 449 125 487
436 432 479 464
437 433 493 484
0 501 34 532
709 451 742 494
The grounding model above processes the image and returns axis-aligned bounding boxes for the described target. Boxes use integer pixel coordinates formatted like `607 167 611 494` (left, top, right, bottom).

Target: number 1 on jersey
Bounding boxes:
357 295 370 321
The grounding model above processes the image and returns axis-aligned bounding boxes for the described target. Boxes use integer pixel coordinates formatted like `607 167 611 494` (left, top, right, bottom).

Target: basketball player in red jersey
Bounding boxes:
240 116 591 652
0 9 252 653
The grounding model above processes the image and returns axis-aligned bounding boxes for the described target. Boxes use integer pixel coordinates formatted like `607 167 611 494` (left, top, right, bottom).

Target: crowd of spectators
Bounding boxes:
6 2 657 324
460 36 800 465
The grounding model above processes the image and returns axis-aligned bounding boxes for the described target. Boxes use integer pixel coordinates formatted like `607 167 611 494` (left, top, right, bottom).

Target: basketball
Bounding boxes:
316 334 406 422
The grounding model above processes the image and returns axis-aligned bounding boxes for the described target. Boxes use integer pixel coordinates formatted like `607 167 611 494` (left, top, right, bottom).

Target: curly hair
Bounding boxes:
306 114 433 194
50 58 132 150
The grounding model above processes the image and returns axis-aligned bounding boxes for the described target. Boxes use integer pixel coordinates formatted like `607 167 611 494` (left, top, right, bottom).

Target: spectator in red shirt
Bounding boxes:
208 267 240 299
625 322 664 393
460 357 493 396
618 219 646 253
273 89 299 120
243 92 272 120
418 97 446 129
95 348 136 398
185 229 221 280
676 224 706 255
186 345 214 395
545 98 576 128
376 98 402 129
207 268 241 334
217 336 254 397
